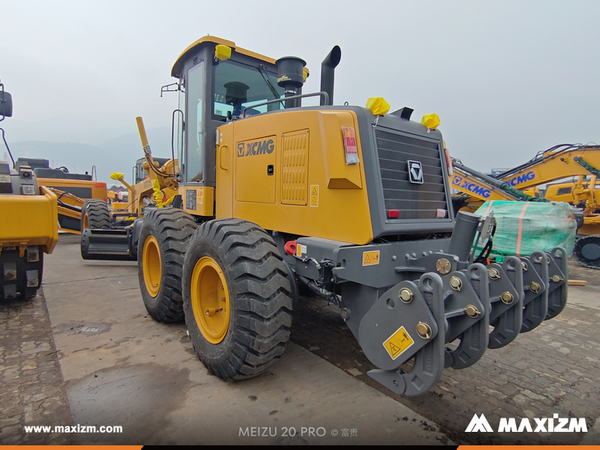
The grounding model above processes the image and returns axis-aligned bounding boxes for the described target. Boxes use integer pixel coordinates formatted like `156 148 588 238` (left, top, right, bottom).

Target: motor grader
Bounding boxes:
13 157 108 234
80 135 177 260
0 81 58 301
81 36 569 396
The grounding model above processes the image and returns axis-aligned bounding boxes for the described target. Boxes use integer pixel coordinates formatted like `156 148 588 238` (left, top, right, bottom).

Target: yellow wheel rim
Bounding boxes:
82 213 89 230
191 256 231 344
143 235 162 298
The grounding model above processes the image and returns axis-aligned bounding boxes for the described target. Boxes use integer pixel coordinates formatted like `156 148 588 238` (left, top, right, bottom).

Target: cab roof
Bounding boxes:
171 36 277 78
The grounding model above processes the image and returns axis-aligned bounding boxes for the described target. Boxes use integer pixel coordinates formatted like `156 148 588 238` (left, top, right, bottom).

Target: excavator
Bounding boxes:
452 144 600 268
450 158 546 210
80 36 570 396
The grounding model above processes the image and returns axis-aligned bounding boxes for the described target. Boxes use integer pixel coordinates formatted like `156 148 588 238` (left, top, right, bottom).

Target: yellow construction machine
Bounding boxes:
80 126 178 259
81 37 570 396
0 81 58 301
14 157 108 234
452 144 600 268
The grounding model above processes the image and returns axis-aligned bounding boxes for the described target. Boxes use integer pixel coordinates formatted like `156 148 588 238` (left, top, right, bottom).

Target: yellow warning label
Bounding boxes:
362 250 380 266
383 326 415 360
310 185 319 207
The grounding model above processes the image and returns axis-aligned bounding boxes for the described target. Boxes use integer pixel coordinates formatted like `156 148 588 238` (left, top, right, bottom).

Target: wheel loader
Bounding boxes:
81 37 569 396
0 81 58 301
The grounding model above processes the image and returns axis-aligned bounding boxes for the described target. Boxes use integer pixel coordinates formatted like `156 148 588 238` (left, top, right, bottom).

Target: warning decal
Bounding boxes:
383 326 415 360
362 250 380 266
310 185 319 207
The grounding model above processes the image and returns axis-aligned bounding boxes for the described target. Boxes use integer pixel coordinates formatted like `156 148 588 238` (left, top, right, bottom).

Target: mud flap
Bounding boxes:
365 273 446 396
520 252 549 333
545 247 568 320
443 263 490 369
487 256 524 349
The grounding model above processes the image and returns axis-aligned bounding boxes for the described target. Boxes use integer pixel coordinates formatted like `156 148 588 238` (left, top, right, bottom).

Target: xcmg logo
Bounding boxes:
237 138 275 158
466 413 588 433
452 175 491 198
505 170 535 187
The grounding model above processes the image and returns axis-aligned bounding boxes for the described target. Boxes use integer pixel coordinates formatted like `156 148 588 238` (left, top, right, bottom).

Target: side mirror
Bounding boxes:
0 89 12 118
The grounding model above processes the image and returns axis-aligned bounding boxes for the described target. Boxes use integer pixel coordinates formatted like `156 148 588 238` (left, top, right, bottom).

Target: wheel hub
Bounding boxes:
142 235 162 297
191 256 231 344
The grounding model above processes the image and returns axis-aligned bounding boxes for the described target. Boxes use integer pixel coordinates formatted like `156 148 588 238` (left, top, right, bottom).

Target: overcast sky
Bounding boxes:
2 0 600 181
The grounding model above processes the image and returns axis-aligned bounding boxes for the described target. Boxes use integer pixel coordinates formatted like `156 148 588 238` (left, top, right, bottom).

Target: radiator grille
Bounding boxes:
375 129 448 220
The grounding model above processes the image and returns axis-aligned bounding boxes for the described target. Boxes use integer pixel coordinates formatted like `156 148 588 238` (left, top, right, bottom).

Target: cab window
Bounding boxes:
186 61 205 182
213 60 284 120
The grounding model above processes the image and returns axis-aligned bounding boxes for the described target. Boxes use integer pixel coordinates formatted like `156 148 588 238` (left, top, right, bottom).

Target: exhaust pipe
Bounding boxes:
320 45 341 106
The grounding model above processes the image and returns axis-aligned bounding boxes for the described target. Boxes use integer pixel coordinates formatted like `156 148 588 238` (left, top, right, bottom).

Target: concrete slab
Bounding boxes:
42 234 449 445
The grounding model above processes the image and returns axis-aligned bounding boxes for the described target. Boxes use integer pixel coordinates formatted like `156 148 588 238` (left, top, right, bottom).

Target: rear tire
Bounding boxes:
574 235 600 269
81 199 111 230
138 208 197 322
0 246 43 301
183 218 293 380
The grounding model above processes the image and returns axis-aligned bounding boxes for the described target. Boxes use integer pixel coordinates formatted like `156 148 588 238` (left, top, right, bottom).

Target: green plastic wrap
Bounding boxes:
475 201 577 258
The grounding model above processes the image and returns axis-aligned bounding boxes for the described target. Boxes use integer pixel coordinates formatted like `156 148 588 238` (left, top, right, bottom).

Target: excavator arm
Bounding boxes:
495 144 600 190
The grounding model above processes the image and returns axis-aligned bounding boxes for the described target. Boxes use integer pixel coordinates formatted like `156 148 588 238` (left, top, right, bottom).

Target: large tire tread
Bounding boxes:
81 199 111 229
183 218 293 381
138 208 197 322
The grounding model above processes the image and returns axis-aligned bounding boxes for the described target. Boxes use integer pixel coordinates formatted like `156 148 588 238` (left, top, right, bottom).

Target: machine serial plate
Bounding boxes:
185 189 197 210
383 326 415 360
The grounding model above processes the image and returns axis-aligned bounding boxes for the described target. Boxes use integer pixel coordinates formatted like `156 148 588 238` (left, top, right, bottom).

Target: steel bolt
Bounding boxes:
449 276 462 291
416 322 432 339
501 291 514 304
436 258 452 275
488 268 500 279
398 288 414 303
465 304 481 318
530 281 540 294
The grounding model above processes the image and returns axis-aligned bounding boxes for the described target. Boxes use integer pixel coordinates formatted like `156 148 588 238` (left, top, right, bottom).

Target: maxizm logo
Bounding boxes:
466 413 588 433
237 139 275 158
506 170 535 187
452 175 491 198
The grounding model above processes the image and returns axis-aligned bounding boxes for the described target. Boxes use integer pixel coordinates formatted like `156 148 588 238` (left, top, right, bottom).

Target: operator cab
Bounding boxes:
170 36 286 187
134 157 170 184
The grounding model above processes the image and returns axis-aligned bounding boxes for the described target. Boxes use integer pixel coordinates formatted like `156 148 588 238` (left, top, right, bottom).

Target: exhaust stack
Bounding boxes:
320 45 341 106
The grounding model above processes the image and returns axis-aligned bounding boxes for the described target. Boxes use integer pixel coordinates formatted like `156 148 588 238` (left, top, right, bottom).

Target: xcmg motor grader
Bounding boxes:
81 36 569 396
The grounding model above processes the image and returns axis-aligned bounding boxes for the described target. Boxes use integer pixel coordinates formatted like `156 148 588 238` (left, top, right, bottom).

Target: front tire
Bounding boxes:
183 219 293 380
81 199 111 230
138 208 197 322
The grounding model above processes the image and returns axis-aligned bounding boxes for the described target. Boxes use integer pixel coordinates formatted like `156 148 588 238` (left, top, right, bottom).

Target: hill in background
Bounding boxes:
3 126 173 185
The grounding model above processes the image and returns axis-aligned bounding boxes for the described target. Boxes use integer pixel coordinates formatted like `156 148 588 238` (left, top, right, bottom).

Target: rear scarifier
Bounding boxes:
183 218 293 381
138 208 197 322
81 199 111 229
